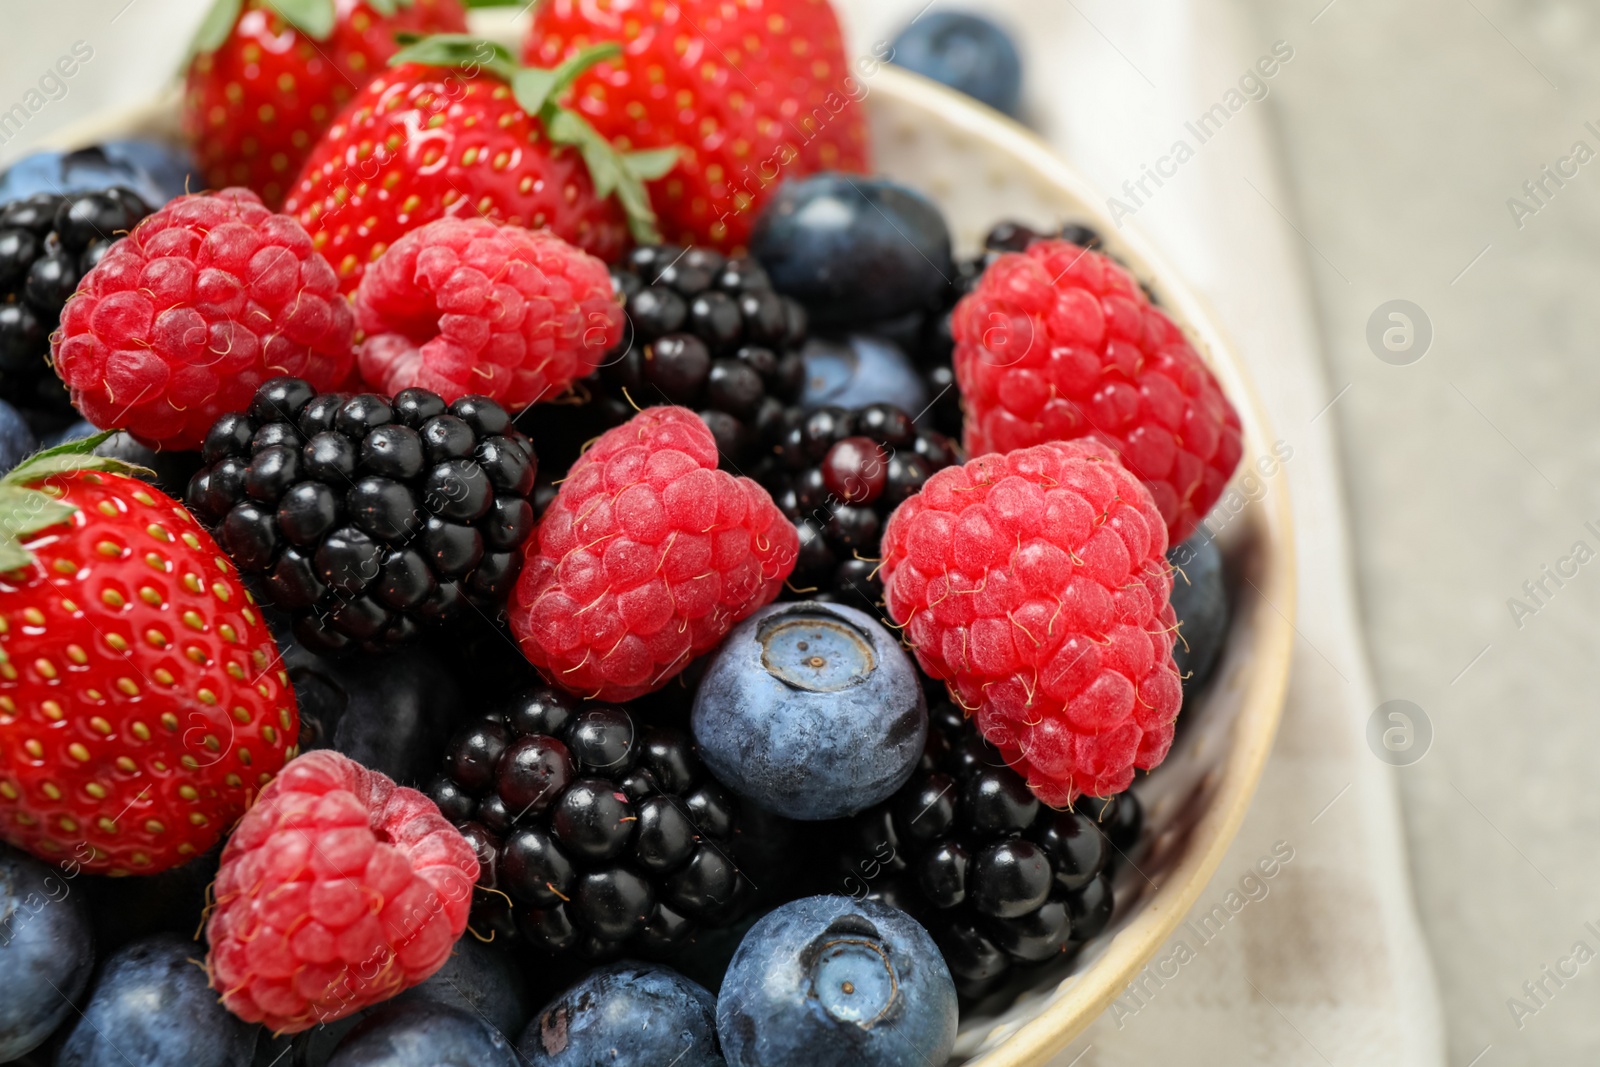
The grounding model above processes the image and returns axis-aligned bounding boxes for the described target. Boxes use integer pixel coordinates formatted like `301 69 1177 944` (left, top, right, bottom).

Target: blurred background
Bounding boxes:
4 1 1595 1064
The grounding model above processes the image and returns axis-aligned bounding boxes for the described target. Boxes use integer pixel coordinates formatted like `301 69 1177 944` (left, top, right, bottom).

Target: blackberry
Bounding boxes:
184 377 536 655
756 402 961 621
0 188 151 425
429 687 753 961
830 696 1140 998
589 244 809 468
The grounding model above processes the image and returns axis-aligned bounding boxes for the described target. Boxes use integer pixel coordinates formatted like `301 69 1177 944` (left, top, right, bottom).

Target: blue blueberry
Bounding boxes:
891 11 1024 117
81 847 218 952
285 639 463 787
693 602 926 820
0 845 94 1062
799 335 927 415
750 175 953 329
0 141 195 209
519 961 723 1066
59 933 257 1067
716 896 956 1067
0 397 37 474
1167 533 1229 693
328 1002 522 1067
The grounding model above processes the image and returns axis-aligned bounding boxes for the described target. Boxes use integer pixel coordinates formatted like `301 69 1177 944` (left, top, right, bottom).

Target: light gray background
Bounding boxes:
3 1 1596 1063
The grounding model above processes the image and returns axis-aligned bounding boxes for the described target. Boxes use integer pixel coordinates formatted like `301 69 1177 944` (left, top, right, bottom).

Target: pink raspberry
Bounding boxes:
354 217 623 410
953 239 1243 544
509 406 799 702
205 750 478 1034
880 439 1182 805
52 188 355 451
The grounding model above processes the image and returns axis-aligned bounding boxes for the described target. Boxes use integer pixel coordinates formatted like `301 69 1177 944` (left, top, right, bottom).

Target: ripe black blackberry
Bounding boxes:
757 402 960 620
184 377 536 654
590 244 808 467
0 188 151 423
429 687 752 961
831 697 1141 998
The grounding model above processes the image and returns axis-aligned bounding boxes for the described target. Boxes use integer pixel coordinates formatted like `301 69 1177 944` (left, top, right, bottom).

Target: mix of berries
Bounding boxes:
592 244 809 468
429 687 750 962
0 189 152 424
185 377 537 654
0 5 1259 1065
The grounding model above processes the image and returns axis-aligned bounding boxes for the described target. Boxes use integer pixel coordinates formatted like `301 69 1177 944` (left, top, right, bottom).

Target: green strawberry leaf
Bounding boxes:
389 33 520 82
189 0 244 57
0 433 153 574
623 148 681 182
265 0 338 40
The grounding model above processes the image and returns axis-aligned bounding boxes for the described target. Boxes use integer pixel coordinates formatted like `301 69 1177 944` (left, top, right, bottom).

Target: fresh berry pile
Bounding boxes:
429 687 749 961
185 377 537 654
0 189 151 423
591 244 810 468
0 5 1258 1065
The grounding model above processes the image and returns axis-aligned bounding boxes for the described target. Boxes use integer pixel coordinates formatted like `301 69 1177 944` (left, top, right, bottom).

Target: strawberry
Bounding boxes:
183 0 470 208
0 436 297 876
283 35 677 293
525 0 873 251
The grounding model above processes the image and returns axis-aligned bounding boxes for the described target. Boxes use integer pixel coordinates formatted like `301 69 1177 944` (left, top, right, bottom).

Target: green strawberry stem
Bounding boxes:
0 433 153 573
389 34 680 245
190 0 359 56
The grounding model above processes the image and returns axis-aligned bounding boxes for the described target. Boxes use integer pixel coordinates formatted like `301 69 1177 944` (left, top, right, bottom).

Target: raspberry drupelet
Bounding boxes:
51 188 356 451
879 439 1182 805
354 217 624 410
508 406 798 703
952 239 1242 544
205 750 479 1034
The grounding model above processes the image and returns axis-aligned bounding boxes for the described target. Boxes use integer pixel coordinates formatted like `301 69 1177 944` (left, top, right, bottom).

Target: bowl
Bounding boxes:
40 30 1295 1067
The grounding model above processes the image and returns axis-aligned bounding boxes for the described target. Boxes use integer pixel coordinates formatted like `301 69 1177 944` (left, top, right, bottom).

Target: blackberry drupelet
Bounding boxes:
0 188 151 424
590 244 809 467
832 696 1140 998
185 377 536 654
428 687 752 962
757 402 960 621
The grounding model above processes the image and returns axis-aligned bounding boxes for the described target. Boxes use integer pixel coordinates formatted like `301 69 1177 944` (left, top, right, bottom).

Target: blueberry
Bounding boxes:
328 1001 521 1067
284 639 462 786
1168 533 1230 692
58 934 256 1067
0 398 36 474
0 846 94 1062
692 602 927 820
890 11 1024 117
519 962 722 1066
716 896 956 1067
798 334 928 416
0 142 194 208
751 175 954 328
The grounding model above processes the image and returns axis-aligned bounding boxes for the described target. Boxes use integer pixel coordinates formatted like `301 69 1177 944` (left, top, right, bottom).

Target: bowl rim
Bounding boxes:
860 66 1298 1064
36 61 1297 1067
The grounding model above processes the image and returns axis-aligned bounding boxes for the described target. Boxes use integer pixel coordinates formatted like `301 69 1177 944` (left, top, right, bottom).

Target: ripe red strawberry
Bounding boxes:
205 749 477 1033
526 0 872 251
184 0 470 208
0 437 297 875
284 36 676 293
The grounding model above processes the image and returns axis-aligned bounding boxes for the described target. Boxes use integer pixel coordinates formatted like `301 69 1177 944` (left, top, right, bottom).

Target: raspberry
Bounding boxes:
354 217 623 410
952 240 1242 544
51 189 356 451
879 439 1182 805
508 406 799 702
205 750 479 1034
